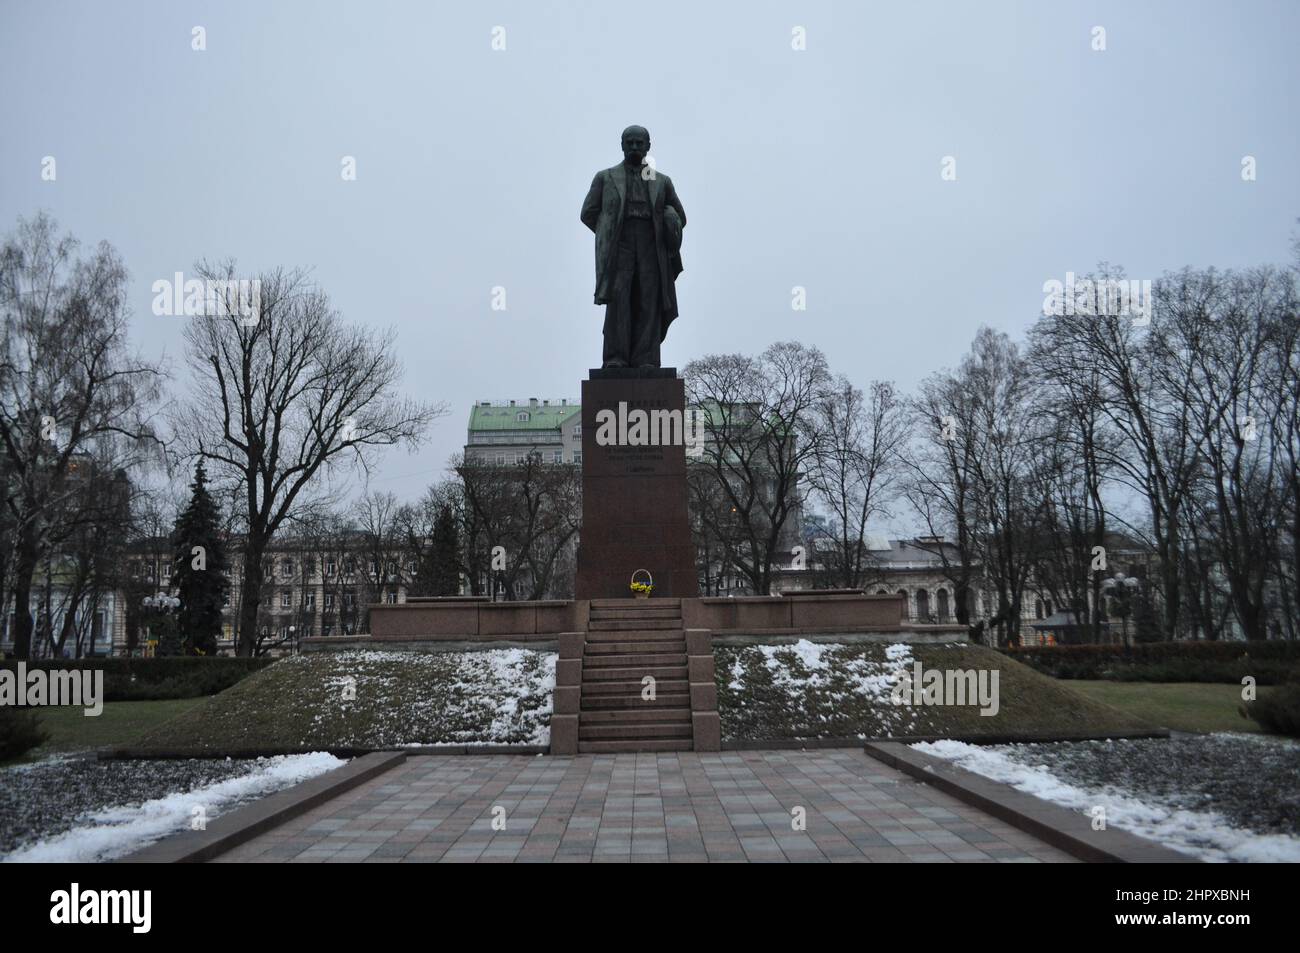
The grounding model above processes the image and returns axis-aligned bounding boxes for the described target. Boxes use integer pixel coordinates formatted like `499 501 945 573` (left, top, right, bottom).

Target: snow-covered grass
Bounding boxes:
717 641 1153 742
136 649 556 753
722 640 920 739
914 736 1300 863
1 752 342 863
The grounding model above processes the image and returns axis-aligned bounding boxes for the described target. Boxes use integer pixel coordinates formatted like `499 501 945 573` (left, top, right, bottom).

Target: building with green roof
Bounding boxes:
464 397 583 465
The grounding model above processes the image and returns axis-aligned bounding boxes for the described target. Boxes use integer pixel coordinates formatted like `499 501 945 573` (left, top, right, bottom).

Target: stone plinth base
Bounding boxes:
574 369 699 600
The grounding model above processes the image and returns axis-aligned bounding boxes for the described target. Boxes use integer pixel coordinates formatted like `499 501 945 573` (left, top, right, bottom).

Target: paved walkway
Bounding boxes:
213 750 1077 863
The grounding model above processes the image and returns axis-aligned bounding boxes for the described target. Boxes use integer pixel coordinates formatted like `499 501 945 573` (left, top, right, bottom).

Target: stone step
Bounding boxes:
578 739 693 753
578 722 693 740
580 693 690 711
579 707 691 723
588 618 680 632
582 652 687 669
589 606 683 621
581 665 689 682
585 628 685 643
590 598 683 609
581 678 689 696
584 640 687 655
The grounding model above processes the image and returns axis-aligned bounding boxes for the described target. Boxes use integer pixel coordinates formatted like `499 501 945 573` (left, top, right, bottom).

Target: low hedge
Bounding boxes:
0 706 47 761
1001 640 1300 684
1243 683 1300 737
0 657 274 701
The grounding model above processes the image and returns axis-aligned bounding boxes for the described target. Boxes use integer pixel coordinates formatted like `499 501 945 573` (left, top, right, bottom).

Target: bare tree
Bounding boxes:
901 358 985 632
961 328 1047 646
455 453 581 600
1026 317 1120 641
902 328 1045 644
1043 268 1205 639
685 342 829 595
807 377 907 589
354 490 408 627
1159 266 1294 640
0 213 163 658
1264 265 1300 638
173 263 444 655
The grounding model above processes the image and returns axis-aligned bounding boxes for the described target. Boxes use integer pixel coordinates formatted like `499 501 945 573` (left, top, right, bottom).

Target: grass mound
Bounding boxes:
716 641 1153 743
134 649 555 753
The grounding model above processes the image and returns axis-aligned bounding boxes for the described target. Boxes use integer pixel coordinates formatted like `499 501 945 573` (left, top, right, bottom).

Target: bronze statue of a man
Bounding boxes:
581 125 686 368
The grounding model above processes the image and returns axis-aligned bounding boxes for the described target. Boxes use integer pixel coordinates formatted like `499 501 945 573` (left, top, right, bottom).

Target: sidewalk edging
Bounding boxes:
118 751 407 863
862 741 1196 863
722 729 1168 751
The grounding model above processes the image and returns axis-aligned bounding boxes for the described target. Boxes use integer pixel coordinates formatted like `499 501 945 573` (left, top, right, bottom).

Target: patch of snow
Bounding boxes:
1 752 344 864
289 648 556 747
913 739 1300 863
736 641 918 734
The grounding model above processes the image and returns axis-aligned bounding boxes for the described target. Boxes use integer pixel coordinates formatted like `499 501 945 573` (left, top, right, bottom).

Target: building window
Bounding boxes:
326 560 337 577
344 558 355 575
495 453 506 465
304 592 316 609
937 589 950 622
282 558 294 577
325 593 336 610
573 451 583 464
281 590 292 608
385 591 397 605
573 424 582 438
222 592 231 607
516 411 529 422
552 450 563 463
916 589 930 621
344 593 355 609
898 590 909 620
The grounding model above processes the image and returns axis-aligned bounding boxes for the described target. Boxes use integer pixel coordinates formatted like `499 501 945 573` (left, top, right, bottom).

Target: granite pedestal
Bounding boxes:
575 367 700 600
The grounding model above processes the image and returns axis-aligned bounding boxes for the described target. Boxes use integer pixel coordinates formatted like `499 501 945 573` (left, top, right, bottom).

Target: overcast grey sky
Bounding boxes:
3 0 1298 530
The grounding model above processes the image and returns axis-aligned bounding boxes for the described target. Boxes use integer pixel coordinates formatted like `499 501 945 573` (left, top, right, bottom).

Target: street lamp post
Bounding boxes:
1101 572 1141 646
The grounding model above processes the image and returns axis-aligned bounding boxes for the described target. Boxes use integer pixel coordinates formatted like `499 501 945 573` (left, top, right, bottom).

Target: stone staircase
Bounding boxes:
551 599 719 755
579 600 692 753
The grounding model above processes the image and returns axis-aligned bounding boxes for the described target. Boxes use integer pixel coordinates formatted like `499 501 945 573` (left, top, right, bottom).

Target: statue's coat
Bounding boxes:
581 163 686 339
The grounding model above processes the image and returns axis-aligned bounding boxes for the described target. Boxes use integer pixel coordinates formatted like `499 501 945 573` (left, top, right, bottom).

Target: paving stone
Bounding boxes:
210 750 1079 864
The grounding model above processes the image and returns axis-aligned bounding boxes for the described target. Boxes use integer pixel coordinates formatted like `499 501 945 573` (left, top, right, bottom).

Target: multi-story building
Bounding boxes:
771 532 1158 644
463 397 582 465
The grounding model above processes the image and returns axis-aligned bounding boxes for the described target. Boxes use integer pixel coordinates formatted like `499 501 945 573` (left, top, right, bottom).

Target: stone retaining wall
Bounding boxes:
360 593 963 645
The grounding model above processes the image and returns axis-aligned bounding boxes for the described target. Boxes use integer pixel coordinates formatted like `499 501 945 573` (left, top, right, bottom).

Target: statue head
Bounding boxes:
621 125 650 166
